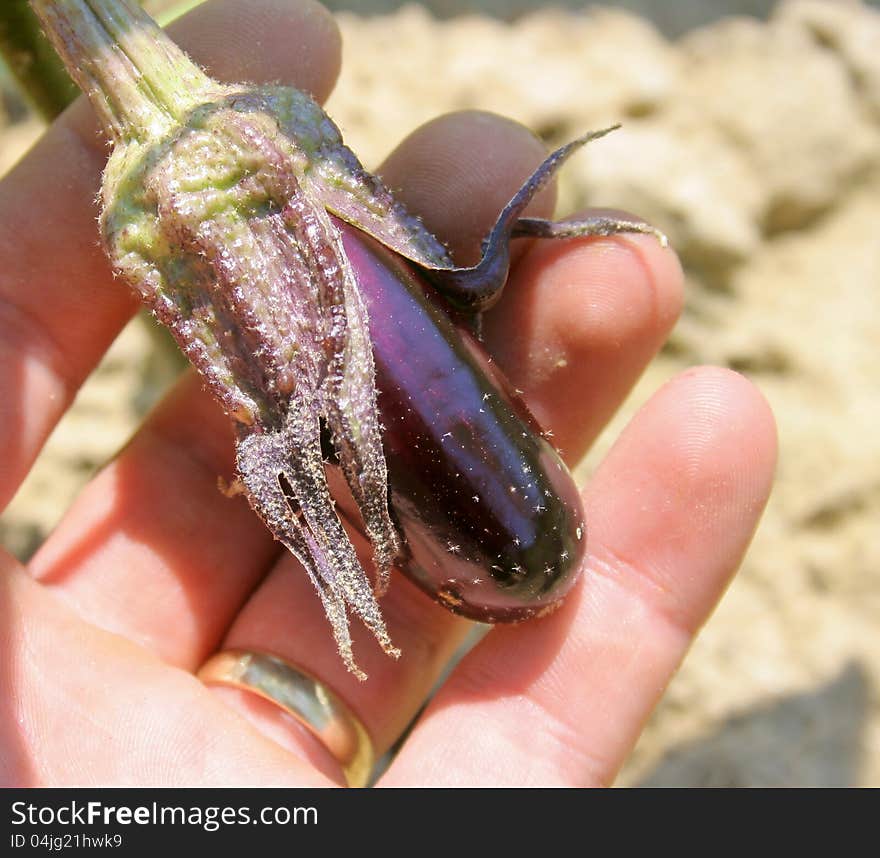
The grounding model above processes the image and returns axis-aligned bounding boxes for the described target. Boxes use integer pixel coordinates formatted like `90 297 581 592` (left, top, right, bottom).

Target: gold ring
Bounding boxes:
197 650 374 788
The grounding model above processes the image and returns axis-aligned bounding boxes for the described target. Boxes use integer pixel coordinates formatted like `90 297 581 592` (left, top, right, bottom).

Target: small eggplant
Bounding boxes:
343 226 585 623
32 0 665 677
340 224 586 622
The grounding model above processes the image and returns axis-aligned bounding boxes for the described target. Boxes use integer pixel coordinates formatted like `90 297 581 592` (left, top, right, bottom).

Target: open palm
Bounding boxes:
0 0 776 787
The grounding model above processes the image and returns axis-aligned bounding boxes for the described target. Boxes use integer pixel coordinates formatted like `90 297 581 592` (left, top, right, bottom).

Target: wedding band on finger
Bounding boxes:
197 650 374 788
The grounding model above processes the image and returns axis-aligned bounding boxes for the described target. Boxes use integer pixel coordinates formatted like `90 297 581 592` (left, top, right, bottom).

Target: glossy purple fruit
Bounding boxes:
339 223 587 622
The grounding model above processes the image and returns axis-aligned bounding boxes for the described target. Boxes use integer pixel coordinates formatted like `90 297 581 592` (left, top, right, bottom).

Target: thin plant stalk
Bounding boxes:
0 1 203 121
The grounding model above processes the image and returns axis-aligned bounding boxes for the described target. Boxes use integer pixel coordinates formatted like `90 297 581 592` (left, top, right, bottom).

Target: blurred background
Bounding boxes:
1 0 878 786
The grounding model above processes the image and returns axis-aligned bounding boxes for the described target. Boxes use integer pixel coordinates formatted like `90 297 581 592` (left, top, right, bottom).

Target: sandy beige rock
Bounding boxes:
327 6 680 167
679 9 879 232
778 0 880 119
0 117 40 177
564 117 764 273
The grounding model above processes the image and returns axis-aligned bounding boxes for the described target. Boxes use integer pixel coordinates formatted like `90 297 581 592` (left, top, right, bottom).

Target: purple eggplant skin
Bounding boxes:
336 221 587 622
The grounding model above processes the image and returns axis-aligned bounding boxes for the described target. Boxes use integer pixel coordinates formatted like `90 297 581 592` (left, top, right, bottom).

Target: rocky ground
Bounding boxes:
1 0 878 786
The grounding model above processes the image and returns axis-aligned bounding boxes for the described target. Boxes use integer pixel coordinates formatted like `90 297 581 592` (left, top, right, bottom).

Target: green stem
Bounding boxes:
29 0 213 140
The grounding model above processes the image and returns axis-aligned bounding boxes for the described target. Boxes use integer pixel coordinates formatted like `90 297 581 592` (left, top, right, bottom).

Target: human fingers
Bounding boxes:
192 113 681 785
0 0 341 509
28 372 279 669
377 110 556 265
483 215 683 464
0 550 331 786
382 368 777 786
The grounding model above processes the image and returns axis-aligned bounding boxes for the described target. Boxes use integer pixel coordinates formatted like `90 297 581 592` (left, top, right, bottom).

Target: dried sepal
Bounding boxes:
100 98 405 676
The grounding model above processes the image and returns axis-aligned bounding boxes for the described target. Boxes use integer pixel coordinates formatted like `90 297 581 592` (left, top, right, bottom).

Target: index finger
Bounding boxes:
0 0 341 509
381 368 777 786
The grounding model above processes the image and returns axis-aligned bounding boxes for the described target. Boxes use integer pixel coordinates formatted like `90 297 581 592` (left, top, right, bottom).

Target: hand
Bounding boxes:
0 0 776 786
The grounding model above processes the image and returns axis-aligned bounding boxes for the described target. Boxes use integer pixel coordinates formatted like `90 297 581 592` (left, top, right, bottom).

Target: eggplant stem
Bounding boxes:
29 0 213 140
